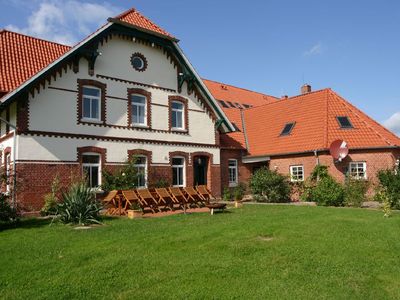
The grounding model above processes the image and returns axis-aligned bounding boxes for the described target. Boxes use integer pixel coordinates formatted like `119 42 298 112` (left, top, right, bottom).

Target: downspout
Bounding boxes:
314 150 319 166
240 110 250 151
0 117 17 209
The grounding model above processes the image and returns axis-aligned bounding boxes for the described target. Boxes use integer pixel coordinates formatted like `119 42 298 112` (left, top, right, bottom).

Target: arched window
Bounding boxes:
172 156 185 187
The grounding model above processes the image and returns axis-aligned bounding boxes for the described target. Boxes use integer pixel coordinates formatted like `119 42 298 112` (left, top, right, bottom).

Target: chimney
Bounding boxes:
281 95 288 100
301 84 311 94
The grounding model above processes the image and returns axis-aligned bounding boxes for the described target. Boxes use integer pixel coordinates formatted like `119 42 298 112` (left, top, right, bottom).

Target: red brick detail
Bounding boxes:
127 88 152 129
168 96 189 133
77 79 107 125
77 146 107 170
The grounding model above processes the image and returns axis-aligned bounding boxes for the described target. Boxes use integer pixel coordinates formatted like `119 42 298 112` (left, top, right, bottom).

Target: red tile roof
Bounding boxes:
242 89 400 157
203 79 278 149
113 8 175 40
0 30 70 94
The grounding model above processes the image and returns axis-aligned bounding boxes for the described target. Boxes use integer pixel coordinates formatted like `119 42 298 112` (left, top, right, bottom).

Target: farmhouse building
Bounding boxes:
1 7 399 210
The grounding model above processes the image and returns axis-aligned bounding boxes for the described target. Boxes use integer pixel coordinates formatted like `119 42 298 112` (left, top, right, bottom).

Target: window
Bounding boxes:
82 86 101 121
235 102 243 109
242 104 252 109
349 162 367 179
133 156 147 188
228 159 238 186
82 154 101 188
172 157 185 187
280 122 295 136
218 100 229 108
5 153 11 193
131 94 147 126
227 101 236 108
171 101 184 129
130 53 147 71
337 116 353 129
290 165 304 182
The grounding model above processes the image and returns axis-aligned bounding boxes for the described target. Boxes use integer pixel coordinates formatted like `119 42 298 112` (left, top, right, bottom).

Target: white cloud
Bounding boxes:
384 112 400 136
5 1 122 45
304 42 322 56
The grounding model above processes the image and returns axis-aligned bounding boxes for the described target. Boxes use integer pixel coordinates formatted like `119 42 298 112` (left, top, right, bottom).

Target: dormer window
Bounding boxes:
82 86 101 121
280 122 295 136
337 116 353 129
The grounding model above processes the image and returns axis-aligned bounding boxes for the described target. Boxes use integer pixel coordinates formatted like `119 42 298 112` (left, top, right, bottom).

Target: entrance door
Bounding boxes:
193 156 208 186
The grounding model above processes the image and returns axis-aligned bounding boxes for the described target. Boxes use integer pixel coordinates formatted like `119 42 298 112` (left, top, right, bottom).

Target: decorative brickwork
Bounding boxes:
130 52 148 72
16 95 29 133
127 88 152 129
77 79 107 125
77 146 107 174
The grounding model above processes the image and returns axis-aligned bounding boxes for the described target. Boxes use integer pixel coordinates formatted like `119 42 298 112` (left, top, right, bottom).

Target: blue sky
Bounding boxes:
1 0 400 134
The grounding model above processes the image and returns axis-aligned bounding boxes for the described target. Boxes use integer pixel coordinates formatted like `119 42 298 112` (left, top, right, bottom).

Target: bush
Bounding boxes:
250 167 291 203
102 158 140 191
310 176 345 206
233 183 246 201
41 175 60 216
377 168 400 209
0 194 17 223
148 178 169 188
223 187 233 201
57 182 102 225
344 178 368 207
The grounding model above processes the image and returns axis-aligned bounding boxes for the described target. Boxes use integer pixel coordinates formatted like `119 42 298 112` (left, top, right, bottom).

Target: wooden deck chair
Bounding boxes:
121 190 140 211
102 190 119 214
136 189 160 213
196 185 215 203
168 187 190 209
184 187 206 207
155 188 180 211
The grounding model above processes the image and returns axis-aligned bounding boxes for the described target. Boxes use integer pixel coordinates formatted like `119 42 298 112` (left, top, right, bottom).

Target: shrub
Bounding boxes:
223 187 233 201
377 168 400 209
310 176 345 206
233 183 246 201
0 194 17 223
41 175 60 216
250 167 291 203
57 182 102 225
102 158 140 191
344 178 368 207
149 178 169 188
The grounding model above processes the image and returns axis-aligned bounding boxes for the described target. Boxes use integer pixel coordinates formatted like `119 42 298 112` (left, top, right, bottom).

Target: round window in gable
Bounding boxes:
130 53 147 72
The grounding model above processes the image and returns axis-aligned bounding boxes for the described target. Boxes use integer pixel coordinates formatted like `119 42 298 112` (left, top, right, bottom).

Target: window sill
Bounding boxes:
229 182 238 187
80 118 103 124
130 124 150 129
171 128 188 134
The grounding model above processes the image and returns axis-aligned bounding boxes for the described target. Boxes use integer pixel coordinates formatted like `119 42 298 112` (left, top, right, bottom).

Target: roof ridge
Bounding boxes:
0 29 72 48
330 90 399 146
113 7 137 19
202 78 279 100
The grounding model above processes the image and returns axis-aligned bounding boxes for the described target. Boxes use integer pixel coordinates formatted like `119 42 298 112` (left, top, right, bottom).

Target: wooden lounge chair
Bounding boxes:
102 190 119 215
196 185 215 203
136 189 160 213
121 190 140 211
168 187 190 209
183 187 205 207
154 188 178 211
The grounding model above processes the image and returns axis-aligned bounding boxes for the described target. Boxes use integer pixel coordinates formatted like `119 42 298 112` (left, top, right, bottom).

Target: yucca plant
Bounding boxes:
57 182 102 225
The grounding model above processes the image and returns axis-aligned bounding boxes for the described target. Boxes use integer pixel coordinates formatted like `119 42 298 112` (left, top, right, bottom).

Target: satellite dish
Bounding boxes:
329 140 349 162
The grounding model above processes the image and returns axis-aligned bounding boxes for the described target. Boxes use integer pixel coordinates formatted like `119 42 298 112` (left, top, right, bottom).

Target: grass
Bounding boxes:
1 205 400 299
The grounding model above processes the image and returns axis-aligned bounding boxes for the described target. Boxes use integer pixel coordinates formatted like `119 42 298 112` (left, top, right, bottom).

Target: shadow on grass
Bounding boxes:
0 217 53 232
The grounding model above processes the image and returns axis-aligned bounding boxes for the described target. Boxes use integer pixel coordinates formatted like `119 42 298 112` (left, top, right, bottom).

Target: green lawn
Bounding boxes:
1 205 400 299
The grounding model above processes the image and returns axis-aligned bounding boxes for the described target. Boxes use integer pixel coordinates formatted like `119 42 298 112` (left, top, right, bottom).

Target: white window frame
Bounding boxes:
133 155 147 188
171 101 185 130
172 156 185 187
82 153 101 188
290 165 304 182
349 162 367 180
228 159 238 187
131 94 147 126
5 152 11 193
81 86 101 122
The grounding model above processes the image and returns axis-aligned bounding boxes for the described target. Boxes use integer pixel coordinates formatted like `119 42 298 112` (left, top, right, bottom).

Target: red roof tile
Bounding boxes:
242 89 400 157
0 30 70 93
113 8 175 39
203 79 278 149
